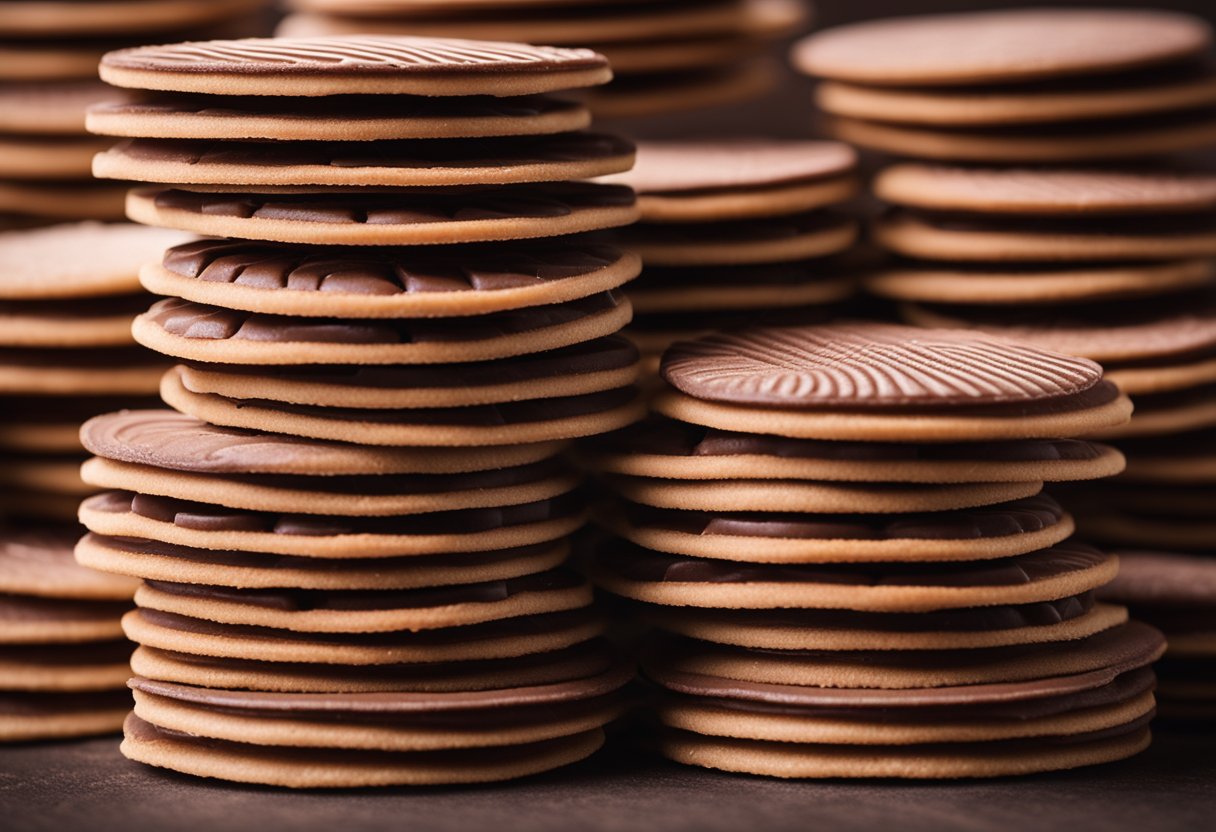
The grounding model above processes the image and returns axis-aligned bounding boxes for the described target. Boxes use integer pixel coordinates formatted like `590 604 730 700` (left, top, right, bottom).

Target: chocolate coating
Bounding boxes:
162 237 630 296
627 493 1066 541
661 322 1103 408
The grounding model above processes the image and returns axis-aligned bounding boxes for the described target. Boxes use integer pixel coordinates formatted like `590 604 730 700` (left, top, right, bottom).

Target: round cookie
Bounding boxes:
792 9 1212 86
122 606 605 666
587 417 1126 484
1117 430 1216 483
134 293 632 365
160 369 645 447
620 212 857 267
122 713 605 788
610 475 1042 514
0 81 114 135
830 115 1216 164
605 494 1077 564
594 540 1119 613
0 181 128 222
655 323 1131 442
1097 383 1216 439
141 237 641 318
0 295 147 349
125 184 639 246
0 527 136 600
175 337 640 409
133 570 592 633
627 263 855 314
0 222 192 300
584 62 778 120
81 409 566 476
863 260 1216 307
0 594 130 645
127 663 628 750
0 135 111 180
94 134 635 188
0 0 262 38
659 723 1151 779
77 534 571 591
0 348 166 396
815 69 1216 127
86 93 593 141
80 491 588 557
654 598 1128 652
652 620 1166 690
875 165 1216 216
0 457 92 497
601 140 859 223
0 640 133 691
99 36 613 97
0 690 131 742
129 639 617 693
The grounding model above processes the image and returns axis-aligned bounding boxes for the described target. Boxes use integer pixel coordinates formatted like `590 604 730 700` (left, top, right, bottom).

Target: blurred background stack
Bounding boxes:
793 5 1216 722
277 0 809 127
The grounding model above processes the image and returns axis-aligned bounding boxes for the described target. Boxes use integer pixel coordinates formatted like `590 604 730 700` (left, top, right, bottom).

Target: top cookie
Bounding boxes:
793 9 1211 86
0 222 193 299
875 165 1216 216
605 140 856 195
99 36 613 97
660 322 1103 409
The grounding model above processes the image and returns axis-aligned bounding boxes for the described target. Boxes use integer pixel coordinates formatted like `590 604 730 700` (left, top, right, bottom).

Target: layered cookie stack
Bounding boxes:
79 35 644 787
588 322 1171 779
603 139 860 375
0 0 263 226
0 223 187 744
792 8 1216 163
277 0 808 121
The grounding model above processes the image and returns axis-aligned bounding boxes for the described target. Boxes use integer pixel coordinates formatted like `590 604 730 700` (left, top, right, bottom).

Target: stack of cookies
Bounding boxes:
79 35 645 787
0 223 188 744
589 322 1170 779
0 0 264 226
602 139 860 375
793 8 1216 163
277 0 808 121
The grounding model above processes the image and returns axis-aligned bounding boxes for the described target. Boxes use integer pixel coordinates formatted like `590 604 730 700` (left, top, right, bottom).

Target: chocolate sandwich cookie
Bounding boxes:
133 570 592 633
80 410 564 476
142 237 641 318
653 621 1166 689
593 540 1118 613
588 416 1125 484
77 534 572 592
602 140 859 223
87 92 593 142
130 638 618 693
122 713 606 787
176 337 640 409
134 293 633 365
864 260 1216 307
621 211 857 267
649 594 1128 652
95 133 635 188
80 490 588 558
654 323 1131 442
122 607 604 666
99 36 614 97
161 369 644 447
606 494 1075 565
126 183 639 246
127 661 630 751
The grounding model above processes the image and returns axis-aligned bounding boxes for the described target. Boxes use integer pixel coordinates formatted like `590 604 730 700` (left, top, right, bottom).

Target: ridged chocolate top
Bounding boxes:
161 237 627 296
660 322 1103 408
101 36 608 76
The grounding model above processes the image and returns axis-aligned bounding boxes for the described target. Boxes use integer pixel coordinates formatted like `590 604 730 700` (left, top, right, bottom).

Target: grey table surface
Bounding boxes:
1 727 1212 832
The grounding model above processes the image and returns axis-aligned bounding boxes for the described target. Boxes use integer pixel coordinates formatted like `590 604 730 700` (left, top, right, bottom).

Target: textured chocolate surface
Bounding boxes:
609 140 856 194
145 292 623 344
600 539 1108 588
161 237 630 296
141 569 584 613
106 133 633 174
148 182 635 225
627 493 1066 541
601 415 1111 462
182 335 638 390
95 490 582 536
661 322 1104 409
660 592 1098 632
101 36 608 76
